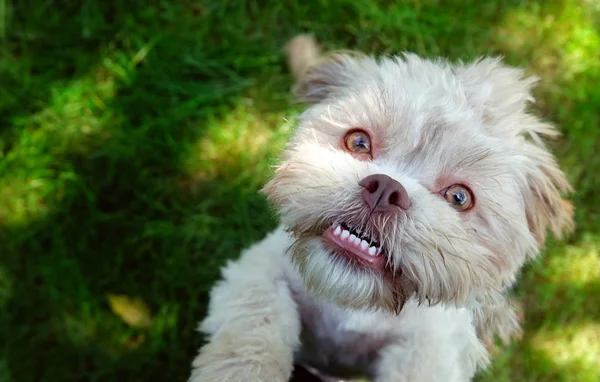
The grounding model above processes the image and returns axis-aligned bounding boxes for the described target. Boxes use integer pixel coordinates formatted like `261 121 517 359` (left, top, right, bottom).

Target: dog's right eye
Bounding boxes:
443 185 474 211
344 130 372 156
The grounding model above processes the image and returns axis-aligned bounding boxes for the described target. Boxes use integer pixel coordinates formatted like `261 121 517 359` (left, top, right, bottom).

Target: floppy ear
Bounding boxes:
284 35 368 105
454 57 555 140
522 142 574 246
457 57 574 245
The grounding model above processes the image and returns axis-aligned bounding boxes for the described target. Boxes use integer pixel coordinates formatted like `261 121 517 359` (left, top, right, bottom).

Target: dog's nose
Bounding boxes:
359 174 410 212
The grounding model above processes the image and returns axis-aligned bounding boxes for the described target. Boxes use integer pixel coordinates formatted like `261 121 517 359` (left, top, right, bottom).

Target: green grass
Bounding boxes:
0 0 598 381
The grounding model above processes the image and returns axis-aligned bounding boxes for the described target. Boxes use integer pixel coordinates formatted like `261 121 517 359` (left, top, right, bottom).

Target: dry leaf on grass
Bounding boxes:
107 294 153 329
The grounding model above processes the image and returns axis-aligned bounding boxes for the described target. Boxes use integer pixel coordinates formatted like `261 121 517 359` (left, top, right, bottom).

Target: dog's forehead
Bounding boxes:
387 125 515 185
319 65 510 157
369 65 518 180
296 56 527 185
304 58 479 142
356 60 482 144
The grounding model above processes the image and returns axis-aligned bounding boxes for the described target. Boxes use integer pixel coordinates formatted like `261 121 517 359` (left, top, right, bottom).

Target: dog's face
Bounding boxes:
263 52 573 313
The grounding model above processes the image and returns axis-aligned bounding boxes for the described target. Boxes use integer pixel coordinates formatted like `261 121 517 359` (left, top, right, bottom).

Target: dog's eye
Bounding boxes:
344 130 371 155
444 185 474 211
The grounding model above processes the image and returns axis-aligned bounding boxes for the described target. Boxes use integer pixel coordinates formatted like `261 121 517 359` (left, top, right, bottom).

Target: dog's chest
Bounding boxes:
289 282 399 378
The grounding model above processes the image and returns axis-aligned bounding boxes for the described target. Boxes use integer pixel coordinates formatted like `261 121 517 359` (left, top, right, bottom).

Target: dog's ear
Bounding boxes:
455 57 544 138
521 141 574 247
457 57 574 245
284 35 365 105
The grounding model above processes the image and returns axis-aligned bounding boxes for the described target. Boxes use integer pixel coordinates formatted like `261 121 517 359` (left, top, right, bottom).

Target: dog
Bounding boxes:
189 35 574 382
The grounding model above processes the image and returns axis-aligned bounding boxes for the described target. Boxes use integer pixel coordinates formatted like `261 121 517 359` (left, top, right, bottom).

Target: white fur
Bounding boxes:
191 228 488 381
189 36 573 381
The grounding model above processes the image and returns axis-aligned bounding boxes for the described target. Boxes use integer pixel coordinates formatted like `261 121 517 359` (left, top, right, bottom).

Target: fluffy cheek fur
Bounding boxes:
263 143 504 312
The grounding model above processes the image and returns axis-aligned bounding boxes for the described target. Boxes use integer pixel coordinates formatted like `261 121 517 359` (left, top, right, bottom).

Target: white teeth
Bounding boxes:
332 224 383 258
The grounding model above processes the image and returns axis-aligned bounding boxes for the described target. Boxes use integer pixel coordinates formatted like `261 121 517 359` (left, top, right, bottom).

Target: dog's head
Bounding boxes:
263 38 574 313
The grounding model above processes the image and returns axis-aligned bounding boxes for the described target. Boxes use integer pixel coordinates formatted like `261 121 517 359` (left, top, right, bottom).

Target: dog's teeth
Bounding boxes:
353 237 361 246
341 230 350 239
368 246 376 256
360 240 368 250
376 247 382 256
334 226 342 236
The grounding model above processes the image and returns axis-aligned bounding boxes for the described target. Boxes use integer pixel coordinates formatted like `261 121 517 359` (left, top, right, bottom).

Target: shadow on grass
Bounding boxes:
0 2 280 381
0 1 597 381
1 2 127 145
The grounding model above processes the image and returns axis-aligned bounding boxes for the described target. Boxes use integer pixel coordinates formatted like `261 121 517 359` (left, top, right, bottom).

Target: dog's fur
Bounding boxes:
189 35 574 382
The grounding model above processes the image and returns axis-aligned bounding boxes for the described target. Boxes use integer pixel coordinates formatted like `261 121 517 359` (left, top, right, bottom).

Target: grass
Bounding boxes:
0 0 598 381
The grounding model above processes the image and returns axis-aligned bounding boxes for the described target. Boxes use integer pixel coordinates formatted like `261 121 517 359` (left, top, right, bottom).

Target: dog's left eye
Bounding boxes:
443 185 474 211
344 130 371 155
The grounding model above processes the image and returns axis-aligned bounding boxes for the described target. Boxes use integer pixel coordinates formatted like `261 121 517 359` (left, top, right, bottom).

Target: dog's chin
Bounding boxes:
289 230 415 314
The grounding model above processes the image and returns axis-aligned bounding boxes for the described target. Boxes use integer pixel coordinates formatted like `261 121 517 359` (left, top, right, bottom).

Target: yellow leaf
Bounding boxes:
107 294 153 329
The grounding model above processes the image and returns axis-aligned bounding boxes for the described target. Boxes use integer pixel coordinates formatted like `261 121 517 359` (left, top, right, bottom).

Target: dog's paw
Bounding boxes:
189 339 290 382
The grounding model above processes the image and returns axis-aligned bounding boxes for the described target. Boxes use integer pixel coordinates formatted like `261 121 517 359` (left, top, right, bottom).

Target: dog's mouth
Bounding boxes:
321 222 387 270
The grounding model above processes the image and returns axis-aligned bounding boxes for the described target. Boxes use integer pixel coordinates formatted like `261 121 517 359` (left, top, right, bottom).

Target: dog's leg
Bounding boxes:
189 228 301 382
372 308 489 382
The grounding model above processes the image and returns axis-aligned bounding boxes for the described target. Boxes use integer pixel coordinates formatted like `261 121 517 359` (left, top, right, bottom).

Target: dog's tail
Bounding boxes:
284 34 322 84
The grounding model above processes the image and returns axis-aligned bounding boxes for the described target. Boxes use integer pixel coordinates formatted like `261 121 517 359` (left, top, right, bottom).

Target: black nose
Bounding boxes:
359 174 410 212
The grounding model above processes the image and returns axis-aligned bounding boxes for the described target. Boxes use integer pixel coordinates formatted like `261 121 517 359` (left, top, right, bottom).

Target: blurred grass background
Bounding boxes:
0 0 598 381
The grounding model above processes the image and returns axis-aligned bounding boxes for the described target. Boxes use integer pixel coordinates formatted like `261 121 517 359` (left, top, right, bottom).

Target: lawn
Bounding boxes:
0 0 598 381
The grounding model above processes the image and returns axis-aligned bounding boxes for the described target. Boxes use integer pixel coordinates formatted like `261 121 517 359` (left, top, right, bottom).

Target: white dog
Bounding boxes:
189 35 574 382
